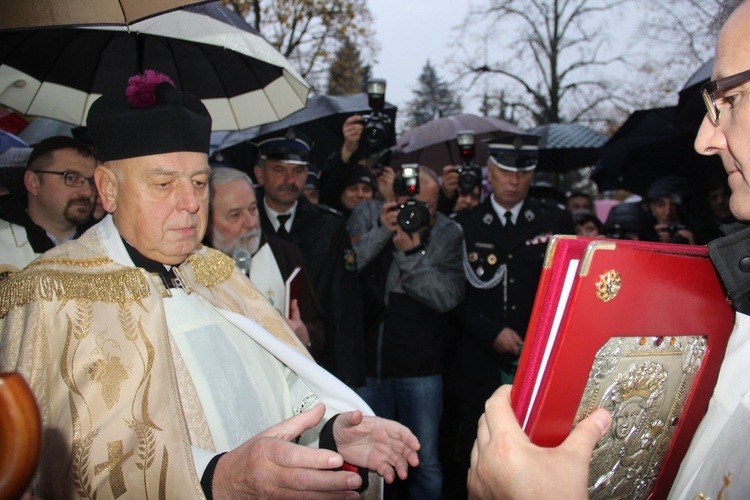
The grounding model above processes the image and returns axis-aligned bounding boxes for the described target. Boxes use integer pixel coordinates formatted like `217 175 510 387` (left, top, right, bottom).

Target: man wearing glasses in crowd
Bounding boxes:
467 1 750 498
0 136 96 280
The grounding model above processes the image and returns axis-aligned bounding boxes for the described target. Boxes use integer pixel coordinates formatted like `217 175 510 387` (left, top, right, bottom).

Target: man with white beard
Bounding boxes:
207 166 325 360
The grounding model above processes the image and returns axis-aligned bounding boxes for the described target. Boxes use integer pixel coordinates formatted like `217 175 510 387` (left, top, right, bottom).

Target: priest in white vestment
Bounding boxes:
0 70 419 499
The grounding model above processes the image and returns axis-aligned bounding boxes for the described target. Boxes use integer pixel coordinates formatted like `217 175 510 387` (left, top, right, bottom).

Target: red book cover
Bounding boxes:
512 235 594 424
511 238 734 499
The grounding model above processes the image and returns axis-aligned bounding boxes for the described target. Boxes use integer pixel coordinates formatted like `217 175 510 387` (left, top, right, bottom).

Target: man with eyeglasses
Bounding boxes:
0 136 96 280
464 1 750 499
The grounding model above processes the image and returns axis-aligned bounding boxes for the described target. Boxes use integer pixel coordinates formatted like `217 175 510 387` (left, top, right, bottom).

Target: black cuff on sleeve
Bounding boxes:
200 452 227 500
318 413 340 453
318 414 369 493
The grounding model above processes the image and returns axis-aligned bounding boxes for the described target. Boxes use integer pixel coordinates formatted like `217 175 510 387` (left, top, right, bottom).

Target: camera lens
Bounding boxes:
458 166 481 194
397 199 430 234
364 119 388 151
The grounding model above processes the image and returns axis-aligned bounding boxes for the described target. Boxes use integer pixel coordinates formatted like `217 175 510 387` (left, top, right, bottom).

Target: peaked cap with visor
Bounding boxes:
486 134 539 172
255 128 313 167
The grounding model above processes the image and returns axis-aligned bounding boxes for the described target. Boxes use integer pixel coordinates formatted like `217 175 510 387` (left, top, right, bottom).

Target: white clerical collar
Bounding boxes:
490 197 524 226
96 214 137 267
263 198 297 233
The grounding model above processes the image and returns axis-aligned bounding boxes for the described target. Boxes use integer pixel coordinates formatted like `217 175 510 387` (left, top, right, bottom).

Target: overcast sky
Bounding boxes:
366 1 657 129
367 0 472 124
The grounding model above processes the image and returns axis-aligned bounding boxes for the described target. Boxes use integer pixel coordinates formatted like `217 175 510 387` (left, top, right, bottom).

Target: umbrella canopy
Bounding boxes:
676 57 714 124
17 118 76 145
0 2 309 131
1 0 212 30
592 106 721 196
214 92 397 170
526 123 607 172
392 113 525 173
0 130 28 153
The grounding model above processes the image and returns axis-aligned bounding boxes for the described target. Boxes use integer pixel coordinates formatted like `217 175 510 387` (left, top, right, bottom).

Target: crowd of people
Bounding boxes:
1 0 750 498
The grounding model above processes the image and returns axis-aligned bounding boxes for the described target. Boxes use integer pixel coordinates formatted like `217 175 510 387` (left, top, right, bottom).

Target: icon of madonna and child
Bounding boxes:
578 336 707 500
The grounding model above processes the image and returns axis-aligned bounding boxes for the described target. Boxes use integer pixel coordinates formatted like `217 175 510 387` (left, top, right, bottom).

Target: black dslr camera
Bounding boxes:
359 79 393 173
454 130 482 194
394 164 430 234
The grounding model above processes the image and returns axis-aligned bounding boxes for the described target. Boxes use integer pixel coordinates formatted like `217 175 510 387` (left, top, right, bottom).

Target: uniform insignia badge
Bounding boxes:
483 213 494 225
344 249 357 271
524 210 535 222
476 266 485 277
468 252 479 263
487 254 497 265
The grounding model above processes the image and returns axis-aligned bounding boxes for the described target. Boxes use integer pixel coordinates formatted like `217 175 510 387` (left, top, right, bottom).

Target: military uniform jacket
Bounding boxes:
452 196 574 403
258 194 365 387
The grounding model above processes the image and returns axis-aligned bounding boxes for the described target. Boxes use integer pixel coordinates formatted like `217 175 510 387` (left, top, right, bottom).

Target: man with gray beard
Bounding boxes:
207 166 325 360
0 136 96 281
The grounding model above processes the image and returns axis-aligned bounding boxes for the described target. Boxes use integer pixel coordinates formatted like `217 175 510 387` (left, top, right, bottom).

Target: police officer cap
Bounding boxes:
486 134 539 172
255 128 313 166
305 165 321 190
646 175 691 204
87 70 212 162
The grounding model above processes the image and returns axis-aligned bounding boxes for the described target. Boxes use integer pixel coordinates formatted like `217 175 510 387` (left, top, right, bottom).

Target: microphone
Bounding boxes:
233 249 252 277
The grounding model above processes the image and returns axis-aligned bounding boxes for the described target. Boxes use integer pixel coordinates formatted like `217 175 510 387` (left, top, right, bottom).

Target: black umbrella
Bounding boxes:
526 123 607 172
0 2 309 131
213 92 397 171
592 106 722 196
676 57 714 124
392 114 525 173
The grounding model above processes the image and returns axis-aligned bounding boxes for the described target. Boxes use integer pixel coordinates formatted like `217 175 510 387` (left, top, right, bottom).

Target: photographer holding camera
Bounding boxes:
438 131 484 215
645 175 696 244
347 165 465 499
321 80 397 204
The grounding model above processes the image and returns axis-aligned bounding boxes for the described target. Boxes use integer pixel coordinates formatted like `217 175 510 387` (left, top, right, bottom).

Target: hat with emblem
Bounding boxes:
87 70 212 162
255 128 313 166
305 165 321 190
486 134 539 172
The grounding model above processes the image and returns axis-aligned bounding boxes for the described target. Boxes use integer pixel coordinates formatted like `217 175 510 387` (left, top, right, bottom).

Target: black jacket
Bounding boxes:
258 194 365 387
452 196 574 405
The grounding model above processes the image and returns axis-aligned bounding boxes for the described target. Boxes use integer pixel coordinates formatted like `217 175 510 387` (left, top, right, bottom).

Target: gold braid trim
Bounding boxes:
0 266 151 319
187 248 234 287
26 257 112 269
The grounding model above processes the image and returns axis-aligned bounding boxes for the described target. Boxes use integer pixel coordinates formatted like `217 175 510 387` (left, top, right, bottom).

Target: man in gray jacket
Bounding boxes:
348 165 465 499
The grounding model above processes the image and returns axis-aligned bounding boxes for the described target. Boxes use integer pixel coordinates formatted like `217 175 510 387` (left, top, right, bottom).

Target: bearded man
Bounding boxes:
0 136 96 280
206 166 326 361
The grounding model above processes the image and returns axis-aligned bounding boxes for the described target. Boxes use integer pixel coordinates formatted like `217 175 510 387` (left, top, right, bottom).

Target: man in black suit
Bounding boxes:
253 129 365 388
452 134 574 482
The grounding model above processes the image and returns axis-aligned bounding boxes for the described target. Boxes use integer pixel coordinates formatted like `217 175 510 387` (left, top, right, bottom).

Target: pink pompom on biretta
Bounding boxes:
125 70 175 108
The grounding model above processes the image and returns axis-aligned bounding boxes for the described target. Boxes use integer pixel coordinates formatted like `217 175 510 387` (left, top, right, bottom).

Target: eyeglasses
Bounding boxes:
33 170 95 188
701 68 750 125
